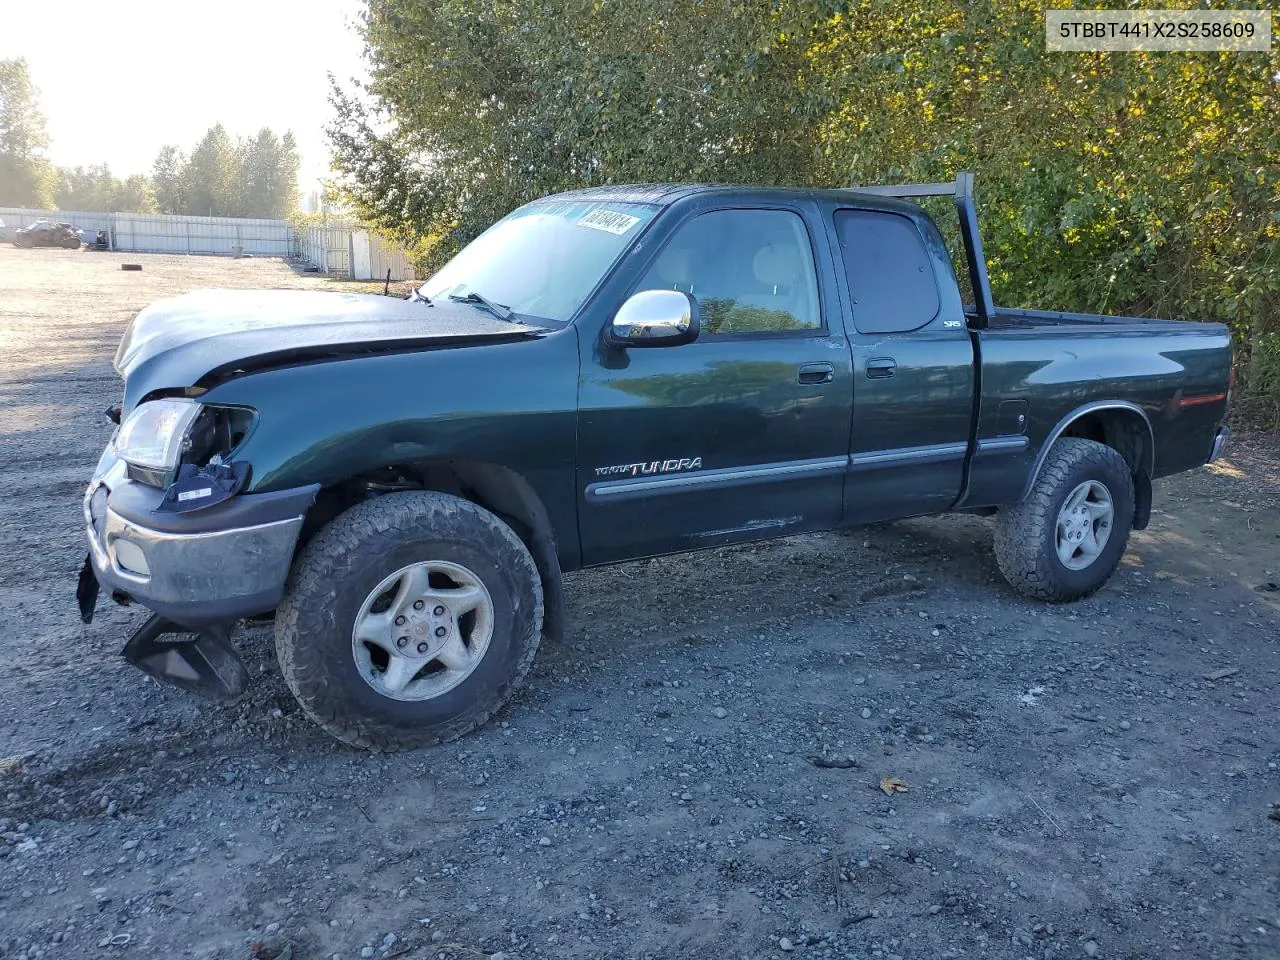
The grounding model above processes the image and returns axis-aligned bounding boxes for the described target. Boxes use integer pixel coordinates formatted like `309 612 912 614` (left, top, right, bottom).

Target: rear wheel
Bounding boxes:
62 236 81 249
275 491 543 750
994 438 1134 602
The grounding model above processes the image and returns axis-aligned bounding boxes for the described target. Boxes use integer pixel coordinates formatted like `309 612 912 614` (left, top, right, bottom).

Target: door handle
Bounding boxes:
798 362 835 385
866 357 897 379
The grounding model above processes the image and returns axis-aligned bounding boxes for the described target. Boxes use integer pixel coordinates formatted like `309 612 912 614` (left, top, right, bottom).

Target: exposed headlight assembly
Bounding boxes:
114 399 202 483
115 399 255 488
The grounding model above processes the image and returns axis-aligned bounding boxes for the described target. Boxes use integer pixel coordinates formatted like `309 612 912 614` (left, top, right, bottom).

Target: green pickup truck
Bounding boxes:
78 174 1232 749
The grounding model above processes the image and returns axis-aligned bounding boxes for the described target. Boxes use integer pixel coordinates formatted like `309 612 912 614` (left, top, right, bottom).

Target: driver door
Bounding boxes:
576 203 853 565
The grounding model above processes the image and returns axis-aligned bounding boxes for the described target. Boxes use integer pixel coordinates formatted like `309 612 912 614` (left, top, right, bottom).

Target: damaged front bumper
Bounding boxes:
79 448 318 698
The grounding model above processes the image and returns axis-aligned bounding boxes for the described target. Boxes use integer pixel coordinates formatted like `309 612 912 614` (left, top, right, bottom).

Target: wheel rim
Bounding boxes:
1054 480 1114 571
350 560 494 702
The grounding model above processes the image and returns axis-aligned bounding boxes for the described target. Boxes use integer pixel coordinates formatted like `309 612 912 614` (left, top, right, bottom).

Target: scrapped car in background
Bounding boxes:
14 220 84 249
76 173 1233 750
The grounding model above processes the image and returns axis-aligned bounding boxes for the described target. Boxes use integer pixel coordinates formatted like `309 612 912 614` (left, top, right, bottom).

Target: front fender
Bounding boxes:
198 334 581 560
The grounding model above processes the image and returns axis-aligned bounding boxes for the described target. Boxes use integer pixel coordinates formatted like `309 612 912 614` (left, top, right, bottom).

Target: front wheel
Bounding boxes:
275 491 544 750
994 438 1134 602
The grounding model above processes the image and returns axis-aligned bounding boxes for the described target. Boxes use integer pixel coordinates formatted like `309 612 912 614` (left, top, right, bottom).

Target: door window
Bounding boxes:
636 209 821 335
834 209 940 334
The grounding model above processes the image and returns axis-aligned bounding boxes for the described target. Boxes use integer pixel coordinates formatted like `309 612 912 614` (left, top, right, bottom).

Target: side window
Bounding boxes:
834 209 940 334
636 209 821 335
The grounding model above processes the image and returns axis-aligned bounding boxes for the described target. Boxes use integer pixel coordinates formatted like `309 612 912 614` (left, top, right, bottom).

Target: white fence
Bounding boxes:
113 214 295 257
300 222 416 281
299 223 353 275
0 207 293 257
0 207 418 280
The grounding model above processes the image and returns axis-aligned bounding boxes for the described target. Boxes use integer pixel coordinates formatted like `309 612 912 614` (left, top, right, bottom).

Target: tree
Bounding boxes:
185 123 238 217
0 58 55 207
152 126 299 217
55 164 157 213
152 145 187 214
56 164 116 211
276 131 300 218
235 128 300 218
238 128 278 218
327 0 830 259
114 174 157 214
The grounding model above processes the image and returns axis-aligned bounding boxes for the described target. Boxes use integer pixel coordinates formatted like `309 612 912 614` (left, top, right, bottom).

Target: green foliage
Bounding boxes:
328 0 836 259
152 124 301 218
1242 332 1280 426
56 164 156 213
0 58 56 207
331 0 1279 421
114 174 157 214
809 0 1278 417
701 301 809 335
152 145 188 214
184 124 239 217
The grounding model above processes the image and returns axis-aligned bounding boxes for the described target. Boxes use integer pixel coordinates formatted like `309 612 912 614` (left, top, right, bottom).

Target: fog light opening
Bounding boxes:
113 539 151 577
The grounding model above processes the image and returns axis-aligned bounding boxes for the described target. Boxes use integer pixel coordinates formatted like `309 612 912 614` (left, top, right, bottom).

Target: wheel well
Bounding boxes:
1049 407 1154 530
1059 410 1152 477
303 460 565 646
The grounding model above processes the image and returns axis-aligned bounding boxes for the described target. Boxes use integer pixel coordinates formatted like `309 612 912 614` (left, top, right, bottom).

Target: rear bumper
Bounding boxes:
83 452 317 626
1207 425 1230 464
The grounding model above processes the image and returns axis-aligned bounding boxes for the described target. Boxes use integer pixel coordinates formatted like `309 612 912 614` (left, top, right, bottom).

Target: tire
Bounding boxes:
62 237 81 249
994 437 1134 602
275 491 544 750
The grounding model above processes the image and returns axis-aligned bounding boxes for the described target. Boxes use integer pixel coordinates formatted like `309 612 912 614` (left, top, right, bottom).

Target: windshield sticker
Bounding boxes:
577 209 642 236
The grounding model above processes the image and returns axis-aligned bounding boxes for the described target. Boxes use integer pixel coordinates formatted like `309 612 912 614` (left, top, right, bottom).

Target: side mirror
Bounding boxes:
608 289 699 347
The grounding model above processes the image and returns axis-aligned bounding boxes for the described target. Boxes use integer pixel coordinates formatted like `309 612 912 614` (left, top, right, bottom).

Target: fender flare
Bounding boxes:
1021 400 1155 501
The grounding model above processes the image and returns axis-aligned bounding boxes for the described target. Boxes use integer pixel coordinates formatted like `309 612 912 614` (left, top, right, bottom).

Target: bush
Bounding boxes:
1242 332 1280 428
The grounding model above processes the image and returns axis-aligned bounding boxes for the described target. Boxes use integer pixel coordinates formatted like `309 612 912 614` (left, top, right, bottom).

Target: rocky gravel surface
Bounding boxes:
1 248 1277 960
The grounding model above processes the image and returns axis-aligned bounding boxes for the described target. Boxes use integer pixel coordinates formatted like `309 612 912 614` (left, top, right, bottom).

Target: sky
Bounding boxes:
0 0 369 199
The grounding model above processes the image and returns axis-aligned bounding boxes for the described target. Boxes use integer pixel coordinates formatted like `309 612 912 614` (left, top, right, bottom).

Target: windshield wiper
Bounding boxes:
449 290 514 322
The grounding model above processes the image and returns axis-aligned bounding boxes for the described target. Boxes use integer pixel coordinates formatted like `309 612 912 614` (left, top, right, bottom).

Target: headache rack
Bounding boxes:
845 172 996 330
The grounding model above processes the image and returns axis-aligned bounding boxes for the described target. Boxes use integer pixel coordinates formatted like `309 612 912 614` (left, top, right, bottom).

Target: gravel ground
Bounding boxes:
1 247 1277 960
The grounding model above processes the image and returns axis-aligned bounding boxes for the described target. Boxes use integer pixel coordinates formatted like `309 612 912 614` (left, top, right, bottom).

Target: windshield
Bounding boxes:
419 200 658 325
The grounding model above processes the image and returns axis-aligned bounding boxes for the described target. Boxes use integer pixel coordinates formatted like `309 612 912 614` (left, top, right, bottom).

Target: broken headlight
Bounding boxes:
115 399 201 483
115 399 255 488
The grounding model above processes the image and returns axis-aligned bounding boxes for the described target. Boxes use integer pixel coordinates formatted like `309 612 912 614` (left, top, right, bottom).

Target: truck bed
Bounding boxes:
975 305 1202 332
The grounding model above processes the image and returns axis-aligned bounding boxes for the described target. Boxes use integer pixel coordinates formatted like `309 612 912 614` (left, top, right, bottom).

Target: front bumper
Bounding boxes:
1207 425 1230 464
83 450 318 626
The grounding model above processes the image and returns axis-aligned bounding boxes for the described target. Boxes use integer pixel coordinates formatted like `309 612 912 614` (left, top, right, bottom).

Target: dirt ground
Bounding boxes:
0 246 1277 960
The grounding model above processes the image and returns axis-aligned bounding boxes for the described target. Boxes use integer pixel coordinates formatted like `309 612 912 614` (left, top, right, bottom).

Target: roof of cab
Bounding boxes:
545 183 928 217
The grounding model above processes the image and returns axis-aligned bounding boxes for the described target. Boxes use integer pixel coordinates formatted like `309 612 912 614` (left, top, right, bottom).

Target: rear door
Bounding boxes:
828 206 975 522
576 200 853 564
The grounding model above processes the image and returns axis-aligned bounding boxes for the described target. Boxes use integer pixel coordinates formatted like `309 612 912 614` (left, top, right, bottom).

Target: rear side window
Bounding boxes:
834 210 940 334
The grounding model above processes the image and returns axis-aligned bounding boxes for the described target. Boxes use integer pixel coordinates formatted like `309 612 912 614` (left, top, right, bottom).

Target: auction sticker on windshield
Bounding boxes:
577 208 642 235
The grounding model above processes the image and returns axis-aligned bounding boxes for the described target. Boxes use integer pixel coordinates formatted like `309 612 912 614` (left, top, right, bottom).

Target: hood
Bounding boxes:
115 288 538 400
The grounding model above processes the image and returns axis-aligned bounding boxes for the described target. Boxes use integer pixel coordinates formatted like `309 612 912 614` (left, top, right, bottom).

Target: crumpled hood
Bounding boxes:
114 288 536 406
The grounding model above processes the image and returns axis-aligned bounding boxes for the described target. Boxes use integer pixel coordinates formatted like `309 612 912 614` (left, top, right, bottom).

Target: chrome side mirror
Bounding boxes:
608 289 699 347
